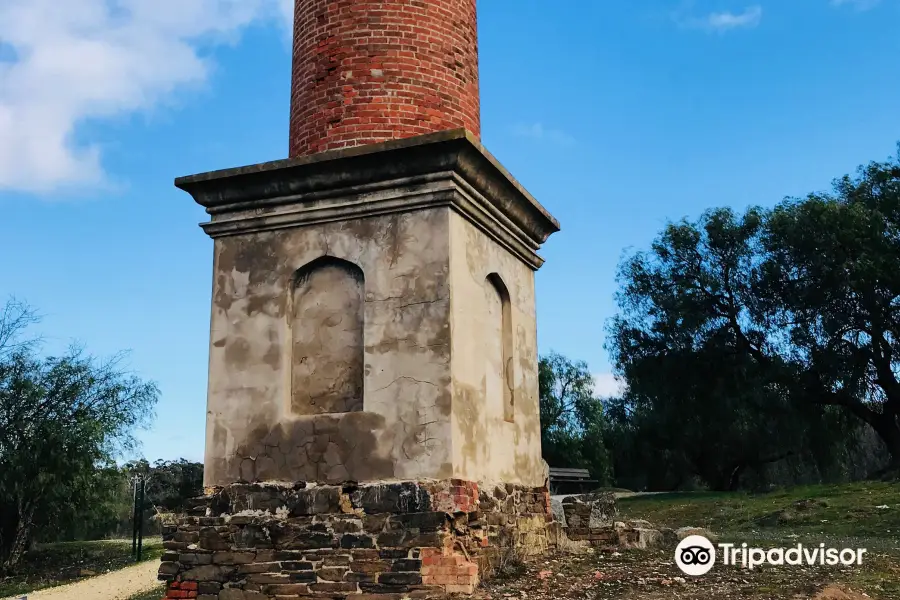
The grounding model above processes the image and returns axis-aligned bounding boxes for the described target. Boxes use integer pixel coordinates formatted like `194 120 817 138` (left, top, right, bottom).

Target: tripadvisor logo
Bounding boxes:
675 535 716 576
674 536 867 576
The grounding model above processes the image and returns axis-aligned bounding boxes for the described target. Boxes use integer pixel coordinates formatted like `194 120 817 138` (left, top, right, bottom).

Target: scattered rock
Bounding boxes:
550 498 567 527
656 527 679 547
617 525 662 550
626 519 652 528
561 493 617 528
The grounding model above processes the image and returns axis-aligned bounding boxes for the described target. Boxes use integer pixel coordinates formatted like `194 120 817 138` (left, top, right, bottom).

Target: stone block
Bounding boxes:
237 562 279 575
379 572 423 586
232 525 270 549
339 534 375 549
390 559 422 572
279 561 313 570
345 571 376 583
158 561 180 575
562 493 617 528
351 483 431 514
183 565 232 582
174 530 200 544
309 582 358 593
261 583 310 595
198 582 221 595
397 512 448 532
359 583 410 594
287 487 343 516
287 571 316 583
317 566 349 581
323 554 352 566
181 553 213 565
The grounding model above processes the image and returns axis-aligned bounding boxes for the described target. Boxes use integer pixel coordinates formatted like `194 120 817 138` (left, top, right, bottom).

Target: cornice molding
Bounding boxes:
175 129 560 270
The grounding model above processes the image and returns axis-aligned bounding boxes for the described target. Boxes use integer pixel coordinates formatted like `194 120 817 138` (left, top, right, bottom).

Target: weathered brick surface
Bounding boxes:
288 0 480 157
161 479 553 598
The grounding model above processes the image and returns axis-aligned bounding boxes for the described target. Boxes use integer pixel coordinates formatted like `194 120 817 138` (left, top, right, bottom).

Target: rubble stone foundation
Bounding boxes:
159 479 554 599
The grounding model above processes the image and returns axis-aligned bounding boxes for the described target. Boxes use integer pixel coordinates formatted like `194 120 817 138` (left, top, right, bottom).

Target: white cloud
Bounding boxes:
706 6 762 30
278 0 295 27
675 5 763 33
0 0 293 195
592 372 625 398
831 0 881 9
511 122 575 146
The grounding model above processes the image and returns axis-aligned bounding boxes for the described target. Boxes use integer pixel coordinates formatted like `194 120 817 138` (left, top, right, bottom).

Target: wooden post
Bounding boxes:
137 477 145 561
131 478 139 560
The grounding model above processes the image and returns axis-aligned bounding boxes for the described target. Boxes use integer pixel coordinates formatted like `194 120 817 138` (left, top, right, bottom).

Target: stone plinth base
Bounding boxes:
158 479 553 599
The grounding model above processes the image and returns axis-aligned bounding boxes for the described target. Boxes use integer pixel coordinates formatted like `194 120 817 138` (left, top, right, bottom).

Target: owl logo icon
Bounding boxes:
675 535 716 576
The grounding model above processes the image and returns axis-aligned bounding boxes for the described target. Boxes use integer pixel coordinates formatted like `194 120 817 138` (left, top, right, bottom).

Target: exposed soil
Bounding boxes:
476 544 899 600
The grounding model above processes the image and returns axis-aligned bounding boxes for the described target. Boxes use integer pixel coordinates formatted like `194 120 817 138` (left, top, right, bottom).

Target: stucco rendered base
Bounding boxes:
177 130 561 491
158 478 557 599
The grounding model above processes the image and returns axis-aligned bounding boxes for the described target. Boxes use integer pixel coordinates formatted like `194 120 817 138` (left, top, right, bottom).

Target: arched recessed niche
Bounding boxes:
289 256 365 415
485 273 515 423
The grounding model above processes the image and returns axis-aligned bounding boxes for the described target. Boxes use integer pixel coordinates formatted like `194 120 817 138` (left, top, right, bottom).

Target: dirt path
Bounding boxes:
3 560 161 600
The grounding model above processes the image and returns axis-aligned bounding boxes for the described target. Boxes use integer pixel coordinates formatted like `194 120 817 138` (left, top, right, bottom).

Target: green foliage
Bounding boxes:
538 352 611 484
759 153 900 468
607 147 900 490
124 458 204 513
0 298 159 572
38 458 204 545
46 461 135 543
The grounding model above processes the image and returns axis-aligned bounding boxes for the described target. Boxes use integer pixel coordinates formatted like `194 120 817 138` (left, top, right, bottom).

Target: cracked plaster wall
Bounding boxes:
448 212 544 487
205 208 453 487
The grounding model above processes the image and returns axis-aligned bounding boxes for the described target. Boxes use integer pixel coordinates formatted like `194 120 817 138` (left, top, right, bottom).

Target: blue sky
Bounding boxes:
1 0 898 463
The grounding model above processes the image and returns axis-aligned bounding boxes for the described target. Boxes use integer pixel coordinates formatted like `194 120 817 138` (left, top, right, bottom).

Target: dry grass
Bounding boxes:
478 481 900 599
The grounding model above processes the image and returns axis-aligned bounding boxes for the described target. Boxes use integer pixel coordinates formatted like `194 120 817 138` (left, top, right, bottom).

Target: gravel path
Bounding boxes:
3 560 161 600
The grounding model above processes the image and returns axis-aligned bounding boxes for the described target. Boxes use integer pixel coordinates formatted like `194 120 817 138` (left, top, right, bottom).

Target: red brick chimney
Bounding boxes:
288 0 480 157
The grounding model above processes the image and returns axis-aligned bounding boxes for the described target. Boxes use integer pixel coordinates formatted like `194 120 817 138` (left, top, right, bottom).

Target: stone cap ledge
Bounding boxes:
175 129 560 264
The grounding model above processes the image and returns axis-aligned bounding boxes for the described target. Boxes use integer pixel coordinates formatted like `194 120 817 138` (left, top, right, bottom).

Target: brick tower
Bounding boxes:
288 0 480 156
160 2 560 599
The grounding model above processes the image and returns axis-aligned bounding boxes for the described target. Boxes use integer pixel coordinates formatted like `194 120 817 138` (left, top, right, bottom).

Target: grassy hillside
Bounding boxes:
617 481 900 538
482 481 900 599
